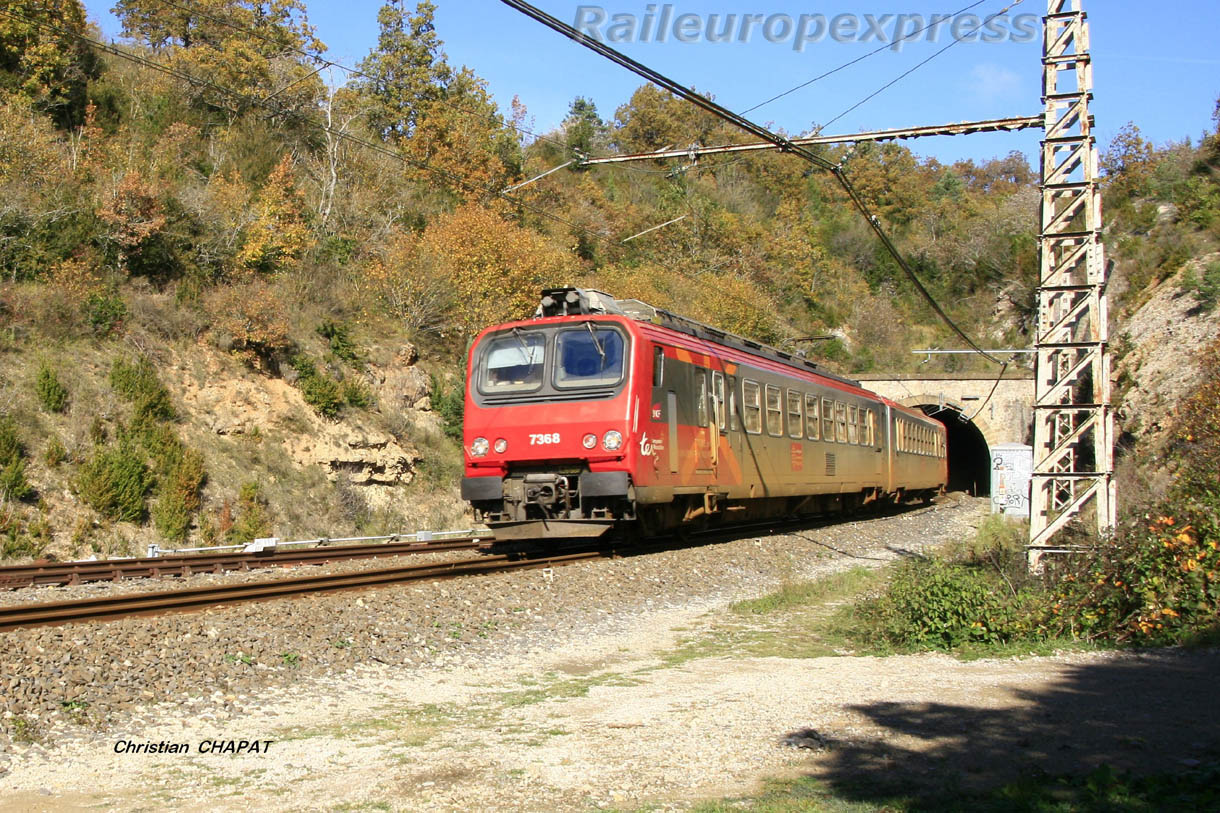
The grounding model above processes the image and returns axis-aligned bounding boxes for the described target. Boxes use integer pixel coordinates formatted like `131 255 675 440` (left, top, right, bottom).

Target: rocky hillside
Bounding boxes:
0 291 469 560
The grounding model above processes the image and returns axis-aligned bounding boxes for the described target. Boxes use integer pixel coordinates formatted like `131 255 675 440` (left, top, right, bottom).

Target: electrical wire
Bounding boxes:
966 360 1011 422
741 0 989 116
821 0 1027 133
498 0 1006 365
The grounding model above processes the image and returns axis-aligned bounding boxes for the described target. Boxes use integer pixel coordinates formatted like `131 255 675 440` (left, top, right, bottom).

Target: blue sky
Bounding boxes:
81 1 1220 166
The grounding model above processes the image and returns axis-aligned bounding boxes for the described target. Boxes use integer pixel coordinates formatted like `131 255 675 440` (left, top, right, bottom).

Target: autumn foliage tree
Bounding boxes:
416 204 574 334
0 0 98 128
113 0 326 118
97 171 167 273
237 154 313 275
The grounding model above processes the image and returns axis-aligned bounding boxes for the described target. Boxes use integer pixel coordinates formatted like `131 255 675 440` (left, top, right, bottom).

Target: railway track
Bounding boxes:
0 549 603 632
0 537 489 590
0 502 943 633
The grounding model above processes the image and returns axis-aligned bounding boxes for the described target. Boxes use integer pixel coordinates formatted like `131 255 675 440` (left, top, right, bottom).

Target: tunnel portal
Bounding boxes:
915 405 993 497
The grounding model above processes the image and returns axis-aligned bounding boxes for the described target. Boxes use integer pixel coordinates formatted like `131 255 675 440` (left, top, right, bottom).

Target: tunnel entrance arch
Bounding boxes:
911 404 992 497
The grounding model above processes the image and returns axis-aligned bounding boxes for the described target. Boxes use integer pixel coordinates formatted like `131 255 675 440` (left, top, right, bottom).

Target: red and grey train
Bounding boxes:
461 288 947 540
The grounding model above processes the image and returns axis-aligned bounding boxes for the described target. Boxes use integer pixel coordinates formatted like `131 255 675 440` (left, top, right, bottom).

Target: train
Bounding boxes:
461 288 947 540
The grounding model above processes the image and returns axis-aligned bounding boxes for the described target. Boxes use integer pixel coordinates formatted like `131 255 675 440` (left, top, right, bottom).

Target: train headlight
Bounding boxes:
582 433 597 450
602 430 623 451
493 438 508 454
470 437 489 457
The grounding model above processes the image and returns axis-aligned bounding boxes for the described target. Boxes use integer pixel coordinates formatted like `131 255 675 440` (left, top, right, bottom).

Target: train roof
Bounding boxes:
533 287 862 390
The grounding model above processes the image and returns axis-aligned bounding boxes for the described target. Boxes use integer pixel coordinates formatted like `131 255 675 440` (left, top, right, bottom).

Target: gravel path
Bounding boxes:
11 497 1211 810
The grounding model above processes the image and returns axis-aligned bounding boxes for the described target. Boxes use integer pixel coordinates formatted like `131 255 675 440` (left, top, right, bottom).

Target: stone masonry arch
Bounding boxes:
854 373 1035 497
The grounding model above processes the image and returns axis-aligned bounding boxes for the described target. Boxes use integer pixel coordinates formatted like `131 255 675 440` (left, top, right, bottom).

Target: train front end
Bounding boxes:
461 290 644 540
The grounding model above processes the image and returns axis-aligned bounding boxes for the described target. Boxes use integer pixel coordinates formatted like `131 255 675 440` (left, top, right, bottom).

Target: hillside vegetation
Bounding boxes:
1 1 1218 561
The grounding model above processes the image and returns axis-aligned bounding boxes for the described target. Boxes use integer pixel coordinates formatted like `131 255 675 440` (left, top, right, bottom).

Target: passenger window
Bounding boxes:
835 402 847 443
787 390 803 439
822 398 834 442
696 373 709 428
742 380 762 434
847 406 859 445
765 385 783 437
712 372 726 431
805 394 820 440
865 410 876 447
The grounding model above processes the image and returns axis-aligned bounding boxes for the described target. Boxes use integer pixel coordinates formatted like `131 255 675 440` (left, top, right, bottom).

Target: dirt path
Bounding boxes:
4 607 1217 811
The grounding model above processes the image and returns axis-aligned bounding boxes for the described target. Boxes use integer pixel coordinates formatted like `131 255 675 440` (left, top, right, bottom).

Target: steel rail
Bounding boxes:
0 551 603 632
0 538 487 590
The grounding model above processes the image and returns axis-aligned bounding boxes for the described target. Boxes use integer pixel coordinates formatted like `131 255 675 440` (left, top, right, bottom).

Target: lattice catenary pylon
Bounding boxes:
1029 0 1116 563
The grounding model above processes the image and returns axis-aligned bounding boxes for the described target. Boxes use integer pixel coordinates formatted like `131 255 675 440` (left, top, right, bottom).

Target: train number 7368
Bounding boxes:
529 433 561 446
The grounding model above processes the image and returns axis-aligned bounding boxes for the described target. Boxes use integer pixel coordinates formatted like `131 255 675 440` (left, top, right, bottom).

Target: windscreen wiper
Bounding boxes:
511 327 537 367
585 321 606 367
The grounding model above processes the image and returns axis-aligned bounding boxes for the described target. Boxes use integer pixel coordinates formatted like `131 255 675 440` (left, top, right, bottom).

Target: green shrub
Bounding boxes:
1182 260 1220 312
226 481 271 543
0 459 32 501
0 507 50 560
44 437 67 467
856 557 1010 650
291 355 344 418
110 357 174 423
76 441 151 522
0 417 32 501
152 447 206 543
85 291 126 336
342 379 372 409
35 363 68 413
0 416 22 464
317 319 362 366
429 373 464 441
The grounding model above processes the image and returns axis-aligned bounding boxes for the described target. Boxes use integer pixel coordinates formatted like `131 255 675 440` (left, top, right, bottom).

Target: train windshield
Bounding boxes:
481 332 545 393
554 327 625 388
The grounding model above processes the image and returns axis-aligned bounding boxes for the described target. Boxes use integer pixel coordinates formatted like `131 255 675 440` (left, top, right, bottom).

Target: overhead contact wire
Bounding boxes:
740 0 989 116
821 0 1028 132
497 0 1005 365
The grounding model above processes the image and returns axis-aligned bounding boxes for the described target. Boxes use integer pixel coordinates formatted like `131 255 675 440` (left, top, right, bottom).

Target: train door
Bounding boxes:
667 390 679 475
693 371 714 475
865 407 883 482
711 371 726 472
883 404 896 493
